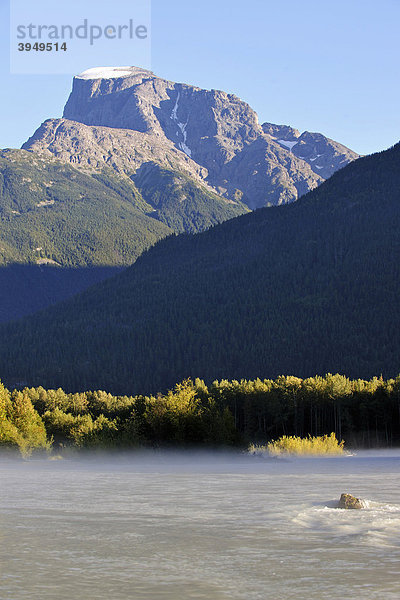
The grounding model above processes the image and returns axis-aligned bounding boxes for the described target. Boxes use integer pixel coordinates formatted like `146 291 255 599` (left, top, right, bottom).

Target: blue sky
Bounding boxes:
1 0 399 155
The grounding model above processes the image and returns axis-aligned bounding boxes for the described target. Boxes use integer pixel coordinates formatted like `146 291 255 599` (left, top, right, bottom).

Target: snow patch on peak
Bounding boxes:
277 139 298 151
170 92 192 157
76 67 148 80
171 92 180 120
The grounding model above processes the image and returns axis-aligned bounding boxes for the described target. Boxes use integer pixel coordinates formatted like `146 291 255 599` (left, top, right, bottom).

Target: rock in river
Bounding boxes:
338 493 365 509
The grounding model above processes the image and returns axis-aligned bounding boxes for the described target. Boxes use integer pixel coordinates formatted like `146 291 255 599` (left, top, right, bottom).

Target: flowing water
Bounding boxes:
0 450 399 600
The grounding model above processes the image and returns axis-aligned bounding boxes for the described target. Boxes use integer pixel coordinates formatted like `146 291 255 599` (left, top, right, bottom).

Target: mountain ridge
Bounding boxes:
0 66 359 322
0 141 397 393
23 65 359 209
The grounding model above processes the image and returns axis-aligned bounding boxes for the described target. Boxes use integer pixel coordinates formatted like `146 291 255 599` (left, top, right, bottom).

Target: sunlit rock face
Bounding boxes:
263 123 359 180
338 493 365 509
23 66 359 210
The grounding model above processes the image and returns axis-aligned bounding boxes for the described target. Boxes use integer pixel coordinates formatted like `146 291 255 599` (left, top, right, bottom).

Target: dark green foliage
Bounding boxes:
91 170 155 215
43 409 118 448
10 379 237 449
0 381 50 454
133 163 249 233
210 374 400 447
1 375 400 451
0 264 119 323
0 149 171 267
0 381 20 448
0 151 245 268
0 143 399 392
0 151 244 321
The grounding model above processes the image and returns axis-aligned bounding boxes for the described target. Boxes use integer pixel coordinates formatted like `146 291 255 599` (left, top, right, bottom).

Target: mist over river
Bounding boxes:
1 451 399 600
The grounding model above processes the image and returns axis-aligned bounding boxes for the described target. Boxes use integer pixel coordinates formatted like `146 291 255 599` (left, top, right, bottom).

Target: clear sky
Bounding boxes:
1 0 399 155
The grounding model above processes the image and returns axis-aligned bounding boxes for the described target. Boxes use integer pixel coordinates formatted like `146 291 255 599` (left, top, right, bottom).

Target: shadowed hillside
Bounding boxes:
0 143 398 393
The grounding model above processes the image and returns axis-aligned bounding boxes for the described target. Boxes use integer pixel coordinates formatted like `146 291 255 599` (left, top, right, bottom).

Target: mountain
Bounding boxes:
0 148 245 321
262 123 357 179
0 66 358 323
24 66 359 209
0 149 169 267
1 142 398 394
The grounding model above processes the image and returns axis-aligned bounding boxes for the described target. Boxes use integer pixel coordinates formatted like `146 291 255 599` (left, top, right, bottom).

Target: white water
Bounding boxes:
1 451 399 599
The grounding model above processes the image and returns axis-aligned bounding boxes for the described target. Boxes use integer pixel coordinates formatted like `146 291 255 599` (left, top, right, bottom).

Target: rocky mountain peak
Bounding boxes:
63 66 262 149
25 66 360 209
263 122 359 180
262 123 301 140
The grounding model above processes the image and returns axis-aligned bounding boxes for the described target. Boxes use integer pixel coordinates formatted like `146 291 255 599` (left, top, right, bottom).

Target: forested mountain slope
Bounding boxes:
0 142 398 393
0 149 170 267
0 149 246 321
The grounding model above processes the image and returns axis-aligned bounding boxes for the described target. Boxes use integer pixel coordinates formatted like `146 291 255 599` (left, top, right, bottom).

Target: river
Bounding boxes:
0 450 399 599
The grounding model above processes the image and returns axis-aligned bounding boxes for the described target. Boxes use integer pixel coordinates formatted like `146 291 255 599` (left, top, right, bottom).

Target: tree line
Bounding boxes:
1 373 400 455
